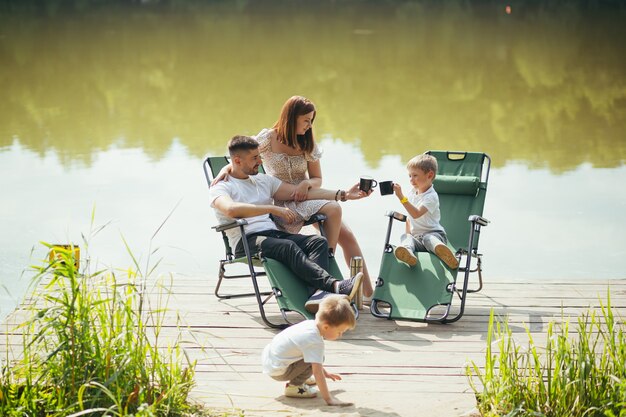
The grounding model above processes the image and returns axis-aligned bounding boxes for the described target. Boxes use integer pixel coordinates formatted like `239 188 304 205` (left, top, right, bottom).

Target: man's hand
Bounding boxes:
292 181 310 201
272 207 298 223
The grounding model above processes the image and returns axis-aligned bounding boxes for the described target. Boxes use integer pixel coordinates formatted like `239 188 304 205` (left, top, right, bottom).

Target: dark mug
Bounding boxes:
359 176 378 192
379 181 394 196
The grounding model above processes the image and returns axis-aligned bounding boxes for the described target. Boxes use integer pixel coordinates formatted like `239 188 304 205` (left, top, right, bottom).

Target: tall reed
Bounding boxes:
0 241 219 416
467 294 626 417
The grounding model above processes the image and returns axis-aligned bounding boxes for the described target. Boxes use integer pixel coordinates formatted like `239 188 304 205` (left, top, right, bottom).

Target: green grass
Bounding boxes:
0 240 241 417
466 294 626 417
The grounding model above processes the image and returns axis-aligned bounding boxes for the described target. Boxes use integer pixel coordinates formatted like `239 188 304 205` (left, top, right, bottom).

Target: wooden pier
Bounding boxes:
2 275 625 417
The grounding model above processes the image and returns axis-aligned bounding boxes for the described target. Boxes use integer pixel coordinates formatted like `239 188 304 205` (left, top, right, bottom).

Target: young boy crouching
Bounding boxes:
261 295 355 406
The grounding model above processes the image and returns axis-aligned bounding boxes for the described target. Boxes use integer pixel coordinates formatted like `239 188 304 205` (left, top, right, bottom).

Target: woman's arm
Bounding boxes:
306 160 323 188
273 182 368 202
210 163 233 186
292 160 323 201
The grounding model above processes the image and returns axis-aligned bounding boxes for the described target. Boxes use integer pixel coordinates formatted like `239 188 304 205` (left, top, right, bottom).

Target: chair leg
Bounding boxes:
247 264 289 329
442 223 484 323
214 261 273 299
214 262 227 298
465 256 484 293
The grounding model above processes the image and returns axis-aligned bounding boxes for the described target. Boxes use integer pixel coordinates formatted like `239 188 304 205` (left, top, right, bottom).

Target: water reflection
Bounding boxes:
2 139 625 322
1 2 625 321
0 1 624 170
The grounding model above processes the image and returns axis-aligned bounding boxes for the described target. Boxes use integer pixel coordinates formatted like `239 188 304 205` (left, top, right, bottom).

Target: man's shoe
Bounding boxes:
434 244 459 269
394 246 417 267
336 272 363 302
284 383 317 398
304 291 348 314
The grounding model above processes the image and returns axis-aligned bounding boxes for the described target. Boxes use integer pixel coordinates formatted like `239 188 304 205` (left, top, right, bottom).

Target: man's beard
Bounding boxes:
244 165 259 176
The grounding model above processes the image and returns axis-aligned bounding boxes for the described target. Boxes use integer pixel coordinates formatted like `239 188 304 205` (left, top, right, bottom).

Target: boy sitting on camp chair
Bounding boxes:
209 135 368 313
392 153 459 270
370 150 490 323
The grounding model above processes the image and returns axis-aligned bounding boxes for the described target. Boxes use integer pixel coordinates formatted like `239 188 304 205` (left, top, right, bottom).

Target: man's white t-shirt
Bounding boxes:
261 319 324 376
209 173 283 250
407 185 444 236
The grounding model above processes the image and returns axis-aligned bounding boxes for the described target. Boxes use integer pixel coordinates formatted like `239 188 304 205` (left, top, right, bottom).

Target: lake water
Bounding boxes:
1 1 625 321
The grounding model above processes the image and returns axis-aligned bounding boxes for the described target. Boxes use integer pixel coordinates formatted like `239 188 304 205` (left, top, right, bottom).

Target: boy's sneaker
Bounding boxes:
284 383 318 398
304 291 348 314
394 246 417 267
434 244 459 269
336 272 363 301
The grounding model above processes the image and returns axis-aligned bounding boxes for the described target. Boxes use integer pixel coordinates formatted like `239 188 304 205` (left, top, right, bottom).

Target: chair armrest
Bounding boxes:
212 219 248 233
304 213 327 226
385 211 407 222
468 215 490 226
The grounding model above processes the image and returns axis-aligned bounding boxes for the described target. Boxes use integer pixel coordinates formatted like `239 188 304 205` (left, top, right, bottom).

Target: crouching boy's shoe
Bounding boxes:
285 383 318 398
394 245 417 267
434 243 459 269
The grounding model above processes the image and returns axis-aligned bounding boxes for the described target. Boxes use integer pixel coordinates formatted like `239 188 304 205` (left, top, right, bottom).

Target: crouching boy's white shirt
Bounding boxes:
262 320 324 377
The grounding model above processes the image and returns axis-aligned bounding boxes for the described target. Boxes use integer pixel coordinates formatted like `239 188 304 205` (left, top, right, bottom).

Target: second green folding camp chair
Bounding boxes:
370 151 491 323
203 155 347 329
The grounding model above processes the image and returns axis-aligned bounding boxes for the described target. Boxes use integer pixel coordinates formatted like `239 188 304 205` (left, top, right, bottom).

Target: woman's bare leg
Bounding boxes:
315 202 342 251
312 204 372 297
337 222 373 297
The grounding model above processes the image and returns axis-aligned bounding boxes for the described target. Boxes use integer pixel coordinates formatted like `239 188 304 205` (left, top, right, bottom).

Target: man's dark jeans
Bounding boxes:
235 229 336 295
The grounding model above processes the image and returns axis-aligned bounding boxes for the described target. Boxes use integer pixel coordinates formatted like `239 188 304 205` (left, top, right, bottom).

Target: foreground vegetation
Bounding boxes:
467 296 626 417
0 243 233 416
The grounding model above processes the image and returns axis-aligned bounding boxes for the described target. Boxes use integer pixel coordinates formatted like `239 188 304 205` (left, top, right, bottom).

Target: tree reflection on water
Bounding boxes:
0 1 624 172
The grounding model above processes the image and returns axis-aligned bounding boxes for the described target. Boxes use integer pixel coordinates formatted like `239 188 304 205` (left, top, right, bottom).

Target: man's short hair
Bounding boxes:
316 295 356 329
228 135 259 157
407 153 438 176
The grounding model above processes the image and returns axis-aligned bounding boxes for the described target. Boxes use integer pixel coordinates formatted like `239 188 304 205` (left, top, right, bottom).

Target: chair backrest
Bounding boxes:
202 155 265 258
203 155 266 185
427 151 490 252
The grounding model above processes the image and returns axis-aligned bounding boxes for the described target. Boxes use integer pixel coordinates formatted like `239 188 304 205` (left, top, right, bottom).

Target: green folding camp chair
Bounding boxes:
370 151 491 323
203 155 347 328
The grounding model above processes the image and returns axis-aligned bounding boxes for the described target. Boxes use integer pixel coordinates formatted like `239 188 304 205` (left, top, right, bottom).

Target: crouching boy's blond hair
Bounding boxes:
316 295 356 329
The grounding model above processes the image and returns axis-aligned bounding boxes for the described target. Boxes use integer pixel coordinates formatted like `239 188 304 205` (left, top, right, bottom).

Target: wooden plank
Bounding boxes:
1 277 624 417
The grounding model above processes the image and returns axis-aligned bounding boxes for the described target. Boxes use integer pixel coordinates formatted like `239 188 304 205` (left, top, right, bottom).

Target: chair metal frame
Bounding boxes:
370 151 491 323
202 155 329 329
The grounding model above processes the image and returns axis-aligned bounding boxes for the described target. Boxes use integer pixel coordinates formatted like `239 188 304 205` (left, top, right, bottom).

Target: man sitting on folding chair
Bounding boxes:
210 135 369 313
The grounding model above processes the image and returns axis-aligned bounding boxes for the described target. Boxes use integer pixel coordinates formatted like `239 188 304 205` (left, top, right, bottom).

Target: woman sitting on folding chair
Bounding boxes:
212 95 374 300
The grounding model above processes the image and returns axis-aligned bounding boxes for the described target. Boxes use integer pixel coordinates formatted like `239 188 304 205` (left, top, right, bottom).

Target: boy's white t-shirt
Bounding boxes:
209 173 282 250
407 185 445 236
262 320 324 376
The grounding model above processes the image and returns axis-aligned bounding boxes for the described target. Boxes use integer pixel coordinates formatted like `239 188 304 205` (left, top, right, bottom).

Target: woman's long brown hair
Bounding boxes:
273 96 316 154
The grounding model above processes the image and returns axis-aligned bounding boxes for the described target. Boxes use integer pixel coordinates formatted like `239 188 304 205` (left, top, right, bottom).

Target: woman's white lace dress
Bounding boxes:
254 128 329 234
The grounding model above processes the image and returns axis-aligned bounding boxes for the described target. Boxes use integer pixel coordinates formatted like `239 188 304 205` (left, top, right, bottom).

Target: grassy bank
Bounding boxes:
0 243 239 416
467 295 626 417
